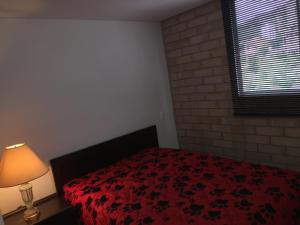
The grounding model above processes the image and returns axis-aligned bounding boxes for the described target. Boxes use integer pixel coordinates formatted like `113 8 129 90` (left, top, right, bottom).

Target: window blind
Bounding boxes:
222 0 300 115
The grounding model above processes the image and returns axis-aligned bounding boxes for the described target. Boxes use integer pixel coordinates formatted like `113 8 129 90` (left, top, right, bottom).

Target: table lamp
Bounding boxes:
0 143 49 222
0 213 3 225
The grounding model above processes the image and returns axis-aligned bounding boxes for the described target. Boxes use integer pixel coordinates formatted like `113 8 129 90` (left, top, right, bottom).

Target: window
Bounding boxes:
222 0 300 115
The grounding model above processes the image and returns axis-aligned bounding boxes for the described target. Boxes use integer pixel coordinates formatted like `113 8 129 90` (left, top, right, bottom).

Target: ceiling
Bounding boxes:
0 0 210 21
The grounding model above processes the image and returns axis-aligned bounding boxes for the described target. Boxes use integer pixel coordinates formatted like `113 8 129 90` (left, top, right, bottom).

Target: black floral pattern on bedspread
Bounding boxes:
64 148 300 225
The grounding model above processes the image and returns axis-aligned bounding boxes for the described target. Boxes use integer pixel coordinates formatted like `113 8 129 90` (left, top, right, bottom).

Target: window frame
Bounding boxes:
221 0 300 116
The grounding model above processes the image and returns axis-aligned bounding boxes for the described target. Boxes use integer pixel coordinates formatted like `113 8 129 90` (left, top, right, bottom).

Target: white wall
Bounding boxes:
0 19 178 214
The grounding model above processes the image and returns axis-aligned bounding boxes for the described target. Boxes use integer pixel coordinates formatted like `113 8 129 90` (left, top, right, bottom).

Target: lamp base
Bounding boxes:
24 207 40 222
19 183 40 223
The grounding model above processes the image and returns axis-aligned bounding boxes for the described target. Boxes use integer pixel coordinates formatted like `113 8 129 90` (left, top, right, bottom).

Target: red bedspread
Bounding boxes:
64 148 300 225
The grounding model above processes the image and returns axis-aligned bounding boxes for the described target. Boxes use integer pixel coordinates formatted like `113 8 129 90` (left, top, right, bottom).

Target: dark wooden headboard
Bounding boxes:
50 126 158 196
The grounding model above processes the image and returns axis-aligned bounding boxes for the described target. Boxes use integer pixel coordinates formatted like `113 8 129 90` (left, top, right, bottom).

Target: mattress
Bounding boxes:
64 148 300 225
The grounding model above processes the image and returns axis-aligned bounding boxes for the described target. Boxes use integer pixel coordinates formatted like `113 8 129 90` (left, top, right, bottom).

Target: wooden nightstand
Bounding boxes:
4 195 80 225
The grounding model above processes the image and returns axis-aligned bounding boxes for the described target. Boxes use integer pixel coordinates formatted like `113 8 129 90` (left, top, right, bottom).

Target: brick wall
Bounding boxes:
161 0 300 171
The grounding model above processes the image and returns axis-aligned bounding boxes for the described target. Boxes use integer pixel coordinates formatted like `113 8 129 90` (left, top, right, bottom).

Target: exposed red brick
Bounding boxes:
203 75 224 84
161 0 300 171
210 48 227 57
192 51 211 61
271 137 300 147
244 143 258 152
180 28 198 39
285 128 300 137
211 124 231 133
195 1 220 16
256 127 284 136
171 23 188 33
198 40 220 51
182 45 200 55
231 125 256 134
201 57 225 67
167 49 182 58
190 123 211 130
224 148 245 159
194 68 214 77
244 118 268 126
188 16 207 28
213 66 229 75
214 139 233 148
166 39 190 51
205 93 228 100
196 85 215 93
191 109 210 116
209 30 225 40
179 11 196 22
190 34 209 44
209 109 230 116
246 152 272 162
215 83 231 92
258 144 285 154
207 11 223 22
272 155 300 166
217 101 233 109
286 147 300 157
223 133 245 142
198 21 224 33
165 33 180 43
176 55 193 64
269 118 299 127
162 17 179 29
189 93 206 101
246 135 270 144
221 117 243 125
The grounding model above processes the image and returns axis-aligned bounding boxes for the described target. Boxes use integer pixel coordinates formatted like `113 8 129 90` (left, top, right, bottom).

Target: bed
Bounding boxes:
50 126 300 225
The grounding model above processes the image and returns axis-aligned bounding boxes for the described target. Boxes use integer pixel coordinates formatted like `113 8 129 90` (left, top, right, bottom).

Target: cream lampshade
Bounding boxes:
0 143 49 222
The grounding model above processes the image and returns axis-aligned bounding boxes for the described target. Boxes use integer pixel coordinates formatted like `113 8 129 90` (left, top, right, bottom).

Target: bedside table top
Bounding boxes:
4 195 71 225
